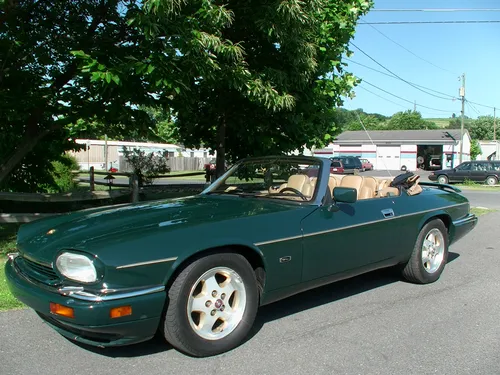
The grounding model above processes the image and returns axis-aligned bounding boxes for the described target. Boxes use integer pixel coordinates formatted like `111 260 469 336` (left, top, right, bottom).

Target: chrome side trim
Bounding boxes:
255 203 468 246
7 252 19 260
115 257 178 269
58 285 165 302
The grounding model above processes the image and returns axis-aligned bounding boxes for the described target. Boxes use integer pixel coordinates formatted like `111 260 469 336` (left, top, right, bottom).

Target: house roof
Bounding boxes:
333 129 468 145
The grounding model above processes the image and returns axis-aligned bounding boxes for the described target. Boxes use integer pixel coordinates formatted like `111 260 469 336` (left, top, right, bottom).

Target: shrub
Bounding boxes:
48 154 80 193
122 147 170 186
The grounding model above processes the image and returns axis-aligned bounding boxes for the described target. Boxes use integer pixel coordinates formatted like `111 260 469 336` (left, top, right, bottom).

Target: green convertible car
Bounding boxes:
5 155 477 357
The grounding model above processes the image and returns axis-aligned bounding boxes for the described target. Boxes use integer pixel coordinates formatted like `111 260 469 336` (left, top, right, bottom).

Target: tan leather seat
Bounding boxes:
328 175 340 197
378 179 388 191
281 174 313 197
359 176 378 199
378 187 400 197
339 175 363 198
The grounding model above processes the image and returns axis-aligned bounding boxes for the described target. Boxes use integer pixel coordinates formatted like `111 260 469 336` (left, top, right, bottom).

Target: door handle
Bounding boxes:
381 208 395 218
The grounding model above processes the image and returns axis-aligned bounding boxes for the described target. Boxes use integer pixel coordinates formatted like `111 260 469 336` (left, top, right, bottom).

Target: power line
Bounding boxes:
466 100 481 116
359 20 500 25
467 100 484 116
356 85 408 109
346 58 458 99
360 79 456 113
466 99 496 110
350 42 454 100
371 8 500 12
346 59 499 112
359 20 458 75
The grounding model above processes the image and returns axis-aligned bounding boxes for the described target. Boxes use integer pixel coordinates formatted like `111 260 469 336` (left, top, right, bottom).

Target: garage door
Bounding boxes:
376 146 401 170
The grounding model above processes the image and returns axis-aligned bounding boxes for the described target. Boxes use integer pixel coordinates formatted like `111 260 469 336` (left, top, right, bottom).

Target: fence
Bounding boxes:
118 156 211 173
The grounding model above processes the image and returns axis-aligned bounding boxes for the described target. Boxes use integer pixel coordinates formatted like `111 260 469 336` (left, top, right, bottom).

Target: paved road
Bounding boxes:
1 212 500 375
458 190 500 209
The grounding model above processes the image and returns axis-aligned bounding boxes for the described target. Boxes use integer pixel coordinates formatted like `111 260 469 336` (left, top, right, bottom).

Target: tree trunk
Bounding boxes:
215 114 226 178
0 129 50 184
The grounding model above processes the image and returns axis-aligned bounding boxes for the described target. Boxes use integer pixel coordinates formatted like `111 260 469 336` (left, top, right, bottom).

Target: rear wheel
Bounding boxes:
402 219 449 284
161 253 259 357
437 175 448 184
486 176 498 186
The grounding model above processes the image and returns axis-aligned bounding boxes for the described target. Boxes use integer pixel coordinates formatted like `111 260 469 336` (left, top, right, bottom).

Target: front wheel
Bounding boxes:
437 175 448 184
161 253 259 357
401 219 449 284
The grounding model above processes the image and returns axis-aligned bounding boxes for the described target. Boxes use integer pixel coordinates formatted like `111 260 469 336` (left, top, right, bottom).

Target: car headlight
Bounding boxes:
55 252 97 283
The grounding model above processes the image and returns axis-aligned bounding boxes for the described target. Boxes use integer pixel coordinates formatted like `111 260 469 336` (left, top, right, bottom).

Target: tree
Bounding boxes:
0 0 268 188
387 110 438 130
468 116 495 140
470 139 482 160
169 0 373 177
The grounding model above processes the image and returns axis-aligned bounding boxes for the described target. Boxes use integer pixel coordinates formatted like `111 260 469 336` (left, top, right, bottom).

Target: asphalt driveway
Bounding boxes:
1 212 499 375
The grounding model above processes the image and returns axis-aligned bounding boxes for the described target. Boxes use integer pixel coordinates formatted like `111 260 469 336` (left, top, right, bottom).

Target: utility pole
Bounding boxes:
494 107 497 141
414 101 416 112
459 73 465 164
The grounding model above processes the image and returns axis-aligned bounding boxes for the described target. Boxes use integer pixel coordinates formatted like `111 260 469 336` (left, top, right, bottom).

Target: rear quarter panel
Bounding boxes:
390 188 470 263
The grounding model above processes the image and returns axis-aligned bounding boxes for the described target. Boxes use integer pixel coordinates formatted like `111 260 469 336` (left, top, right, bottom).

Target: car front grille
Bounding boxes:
16 256 59 284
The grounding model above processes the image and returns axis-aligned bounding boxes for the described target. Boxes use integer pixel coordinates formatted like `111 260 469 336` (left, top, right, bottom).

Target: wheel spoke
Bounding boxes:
191 296 211 315
220 279 236 300
199 313 219 336
203 275 221 296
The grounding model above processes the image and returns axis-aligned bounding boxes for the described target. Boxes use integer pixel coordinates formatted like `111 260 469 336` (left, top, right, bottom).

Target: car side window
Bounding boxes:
457 163 471 171
493 162 500 171
470 163 481 171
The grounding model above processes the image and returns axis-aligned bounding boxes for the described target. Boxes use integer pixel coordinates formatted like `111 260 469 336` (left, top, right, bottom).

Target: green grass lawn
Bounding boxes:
470 207 496 216
456 184 500 191
0 227 24 311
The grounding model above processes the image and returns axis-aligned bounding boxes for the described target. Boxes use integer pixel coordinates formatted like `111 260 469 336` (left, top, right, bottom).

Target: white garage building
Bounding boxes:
313 129 471 171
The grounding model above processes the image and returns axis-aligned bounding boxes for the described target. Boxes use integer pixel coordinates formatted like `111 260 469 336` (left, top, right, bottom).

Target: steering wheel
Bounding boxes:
278 187 307 201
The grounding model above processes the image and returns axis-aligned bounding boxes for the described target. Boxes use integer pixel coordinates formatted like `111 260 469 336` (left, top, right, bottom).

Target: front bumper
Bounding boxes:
451 213 478 244
5 257 166 347
428 174 437 181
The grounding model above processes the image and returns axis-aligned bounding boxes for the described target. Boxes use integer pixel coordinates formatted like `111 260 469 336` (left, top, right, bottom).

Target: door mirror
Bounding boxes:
333 187 357 204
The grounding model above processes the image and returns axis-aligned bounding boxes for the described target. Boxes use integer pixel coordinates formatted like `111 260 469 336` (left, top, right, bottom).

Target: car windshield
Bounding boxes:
205 157 322 202
331 161 342 167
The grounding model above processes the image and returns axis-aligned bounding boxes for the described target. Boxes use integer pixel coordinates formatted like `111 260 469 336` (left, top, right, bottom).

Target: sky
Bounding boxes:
343 0 500 119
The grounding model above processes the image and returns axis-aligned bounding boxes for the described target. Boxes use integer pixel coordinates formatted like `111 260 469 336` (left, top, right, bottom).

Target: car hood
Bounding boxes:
17 195 303 264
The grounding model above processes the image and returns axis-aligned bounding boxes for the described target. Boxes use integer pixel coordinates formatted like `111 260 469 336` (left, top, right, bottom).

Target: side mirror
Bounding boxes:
333 187 357 204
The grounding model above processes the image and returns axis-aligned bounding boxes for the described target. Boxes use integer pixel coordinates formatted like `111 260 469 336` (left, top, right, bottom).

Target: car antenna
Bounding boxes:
351 107 394 178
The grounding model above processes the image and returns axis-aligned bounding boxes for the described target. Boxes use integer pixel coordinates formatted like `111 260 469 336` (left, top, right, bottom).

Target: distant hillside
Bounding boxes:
423 118 451 128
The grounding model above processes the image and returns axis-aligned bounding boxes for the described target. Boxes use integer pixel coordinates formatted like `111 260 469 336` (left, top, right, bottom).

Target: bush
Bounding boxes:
47 154 80 193
122 147 170 186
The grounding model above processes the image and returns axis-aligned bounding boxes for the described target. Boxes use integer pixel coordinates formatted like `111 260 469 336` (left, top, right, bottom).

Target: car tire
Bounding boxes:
161 252 259 357
485 176 498 186
401 219 449 284
437 175 448 184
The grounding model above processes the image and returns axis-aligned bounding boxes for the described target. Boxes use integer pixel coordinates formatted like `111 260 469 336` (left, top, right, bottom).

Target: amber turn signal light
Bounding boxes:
110 306 132 318
49 302 75 318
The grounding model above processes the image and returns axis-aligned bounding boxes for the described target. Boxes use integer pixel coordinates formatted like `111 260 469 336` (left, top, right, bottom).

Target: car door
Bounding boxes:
451 162 471 182
469 162 489 182
300 195 403 282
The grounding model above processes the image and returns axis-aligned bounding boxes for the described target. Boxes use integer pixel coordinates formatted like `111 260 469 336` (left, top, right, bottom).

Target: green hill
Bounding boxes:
423 118 451 128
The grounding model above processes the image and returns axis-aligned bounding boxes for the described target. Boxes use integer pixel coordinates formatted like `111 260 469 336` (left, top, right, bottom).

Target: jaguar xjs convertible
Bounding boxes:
5 155 477 357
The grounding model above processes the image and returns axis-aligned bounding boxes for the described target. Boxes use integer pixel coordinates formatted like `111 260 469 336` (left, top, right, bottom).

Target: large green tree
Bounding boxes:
386 110 438 130
1 0 372 188
170 0 372 176
0 0 257 188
